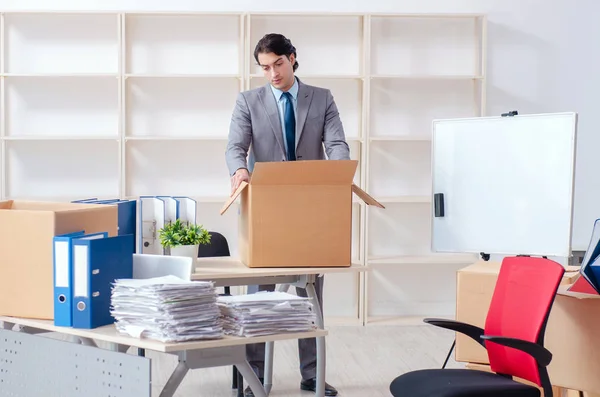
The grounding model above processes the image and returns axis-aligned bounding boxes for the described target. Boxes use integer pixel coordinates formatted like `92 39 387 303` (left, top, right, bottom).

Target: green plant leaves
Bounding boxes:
158 218 211 248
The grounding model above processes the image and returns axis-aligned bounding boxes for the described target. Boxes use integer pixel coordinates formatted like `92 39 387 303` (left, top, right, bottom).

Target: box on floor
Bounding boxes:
0 200 118 320
221 160 384 268
456 260 600 394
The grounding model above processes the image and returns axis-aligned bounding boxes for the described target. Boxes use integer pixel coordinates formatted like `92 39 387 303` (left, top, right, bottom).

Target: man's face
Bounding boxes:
257 52 295 91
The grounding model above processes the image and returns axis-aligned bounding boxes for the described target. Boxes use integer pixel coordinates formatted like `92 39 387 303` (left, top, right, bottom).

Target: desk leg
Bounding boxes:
263 283 290 395
306 279 326 397
264 341 274 395
236 360 268 397
159 361 189 397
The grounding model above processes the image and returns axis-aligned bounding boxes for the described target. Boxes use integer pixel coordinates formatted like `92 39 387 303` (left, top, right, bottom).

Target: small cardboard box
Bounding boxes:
220 160 384 268
455 260 579 364
0 200 118 320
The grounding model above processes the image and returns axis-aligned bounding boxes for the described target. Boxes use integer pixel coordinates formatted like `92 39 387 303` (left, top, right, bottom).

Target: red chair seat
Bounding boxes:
390 368 540 397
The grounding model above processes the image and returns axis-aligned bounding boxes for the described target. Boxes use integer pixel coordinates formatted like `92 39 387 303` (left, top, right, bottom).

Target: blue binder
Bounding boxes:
72 198 137 253
53 230 108 327
71 233 134 329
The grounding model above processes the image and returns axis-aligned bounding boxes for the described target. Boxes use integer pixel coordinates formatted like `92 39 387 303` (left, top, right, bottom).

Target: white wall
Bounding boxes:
3 0 597 251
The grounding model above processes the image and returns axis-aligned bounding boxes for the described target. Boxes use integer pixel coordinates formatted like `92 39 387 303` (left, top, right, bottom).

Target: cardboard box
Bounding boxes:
0 200 118 320
456 261 600 394
220 160 383 268
455 260 579 364
544 287 600 394
465 362 561 396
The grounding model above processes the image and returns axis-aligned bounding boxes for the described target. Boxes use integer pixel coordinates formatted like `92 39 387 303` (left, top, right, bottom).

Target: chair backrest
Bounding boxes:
484 256 564 386
197 231 230 257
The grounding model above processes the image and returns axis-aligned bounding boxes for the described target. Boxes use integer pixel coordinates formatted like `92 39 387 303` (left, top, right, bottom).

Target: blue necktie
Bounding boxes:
282 92 296 161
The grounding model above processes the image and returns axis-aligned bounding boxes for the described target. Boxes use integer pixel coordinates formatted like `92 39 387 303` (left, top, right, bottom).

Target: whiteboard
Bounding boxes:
431 112 578 258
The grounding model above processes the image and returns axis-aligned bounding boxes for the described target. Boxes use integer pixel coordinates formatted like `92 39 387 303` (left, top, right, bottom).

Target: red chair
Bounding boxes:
390 256 565 397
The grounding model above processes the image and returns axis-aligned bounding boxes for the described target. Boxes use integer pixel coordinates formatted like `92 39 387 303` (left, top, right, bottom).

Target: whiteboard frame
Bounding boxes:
430 111 578 258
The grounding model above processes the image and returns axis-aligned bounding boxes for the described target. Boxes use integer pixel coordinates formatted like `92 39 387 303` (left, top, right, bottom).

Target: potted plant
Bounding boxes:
158 219 211 258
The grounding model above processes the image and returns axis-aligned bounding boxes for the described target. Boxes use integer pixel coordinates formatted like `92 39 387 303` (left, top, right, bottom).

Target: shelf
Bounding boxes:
367 203 432 259
370 74 483 80
3 136 117 141
4 13 119 74
368 253 478 265
0 11 486 323
369 135 430 141
124 136 227 141
370 15 481 77
124 74 241 79
249 74 363 79
366 262 466 318
368 140 431 198
5 75 119 138
124 139 230 197
369 77 477 139
125 76 239 138
248 14 363 76
3 73 119 77
375 196 431 203
125 14 242 75
5 140 119 199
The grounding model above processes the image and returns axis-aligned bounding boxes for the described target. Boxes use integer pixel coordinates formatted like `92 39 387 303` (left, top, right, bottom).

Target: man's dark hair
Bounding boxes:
254 33 299 72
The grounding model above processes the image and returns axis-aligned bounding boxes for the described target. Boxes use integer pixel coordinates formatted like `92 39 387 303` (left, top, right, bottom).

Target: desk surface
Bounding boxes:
193 257 365 280
0 316 327 353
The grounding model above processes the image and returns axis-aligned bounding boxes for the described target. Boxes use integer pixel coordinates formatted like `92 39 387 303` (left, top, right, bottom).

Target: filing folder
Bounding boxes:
72 233 134 329
53 230 108 327
157 196 178 225
569 218 600 294
173 196 197 225
139 196 166 255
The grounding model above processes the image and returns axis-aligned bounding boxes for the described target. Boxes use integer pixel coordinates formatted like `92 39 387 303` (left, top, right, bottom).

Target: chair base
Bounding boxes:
390 368 541 397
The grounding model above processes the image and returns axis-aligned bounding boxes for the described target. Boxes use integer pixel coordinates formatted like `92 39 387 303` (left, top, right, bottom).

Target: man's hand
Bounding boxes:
230 168 250 196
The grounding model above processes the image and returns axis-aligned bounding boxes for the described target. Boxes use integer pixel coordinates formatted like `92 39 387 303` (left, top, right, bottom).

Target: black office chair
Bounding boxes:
198 231 244 397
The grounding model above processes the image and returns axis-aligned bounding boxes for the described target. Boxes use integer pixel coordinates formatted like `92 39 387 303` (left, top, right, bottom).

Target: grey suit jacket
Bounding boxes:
225 78 351 176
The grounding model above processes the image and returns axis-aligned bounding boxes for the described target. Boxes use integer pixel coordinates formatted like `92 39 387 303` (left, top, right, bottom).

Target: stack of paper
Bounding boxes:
110 275 223 342
217 291 316 337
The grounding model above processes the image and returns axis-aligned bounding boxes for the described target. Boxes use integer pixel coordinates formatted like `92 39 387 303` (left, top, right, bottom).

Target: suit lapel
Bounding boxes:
258 84 285 156
296 79 314 146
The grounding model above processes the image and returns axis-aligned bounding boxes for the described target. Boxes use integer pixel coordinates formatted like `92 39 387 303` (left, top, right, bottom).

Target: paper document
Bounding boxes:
111 276 223 342
217 291 316 337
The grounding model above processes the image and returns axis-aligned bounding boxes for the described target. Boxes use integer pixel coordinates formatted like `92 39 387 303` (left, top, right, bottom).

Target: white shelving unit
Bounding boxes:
0 11 486 326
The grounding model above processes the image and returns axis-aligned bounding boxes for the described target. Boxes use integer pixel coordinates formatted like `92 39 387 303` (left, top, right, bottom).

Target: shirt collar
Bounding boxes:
270 77 299 102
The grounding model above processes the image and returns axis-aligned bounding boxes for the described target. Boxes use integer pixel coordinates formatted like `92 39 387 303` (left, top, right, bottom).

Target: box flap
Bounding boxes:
558 284 600 299
0 200 13 209
250 160 358 185
351 184 385 208
220 181 248 215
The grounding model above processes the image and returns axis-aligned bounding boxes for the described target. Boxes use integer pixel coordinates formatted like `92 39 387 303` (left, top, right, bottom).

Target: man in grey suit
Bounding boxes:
225 33 349 397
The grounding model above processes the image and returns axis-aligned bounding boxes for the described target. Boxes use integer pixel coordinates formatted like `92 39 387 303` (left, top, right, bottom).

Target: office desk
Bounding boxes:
192 258 366 396
0 315 327 397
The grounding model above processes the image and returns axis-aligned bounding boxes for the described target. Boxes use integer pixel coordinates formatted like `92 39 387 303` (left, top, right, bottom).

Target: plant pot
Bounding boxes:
169 244 199 259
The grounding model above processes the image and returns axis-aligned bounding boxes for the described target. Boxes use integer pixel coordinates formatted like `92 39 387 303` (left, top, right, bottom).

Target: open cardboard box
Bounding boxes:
220 160 384 268
455 260 600 394
0 200 118 320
